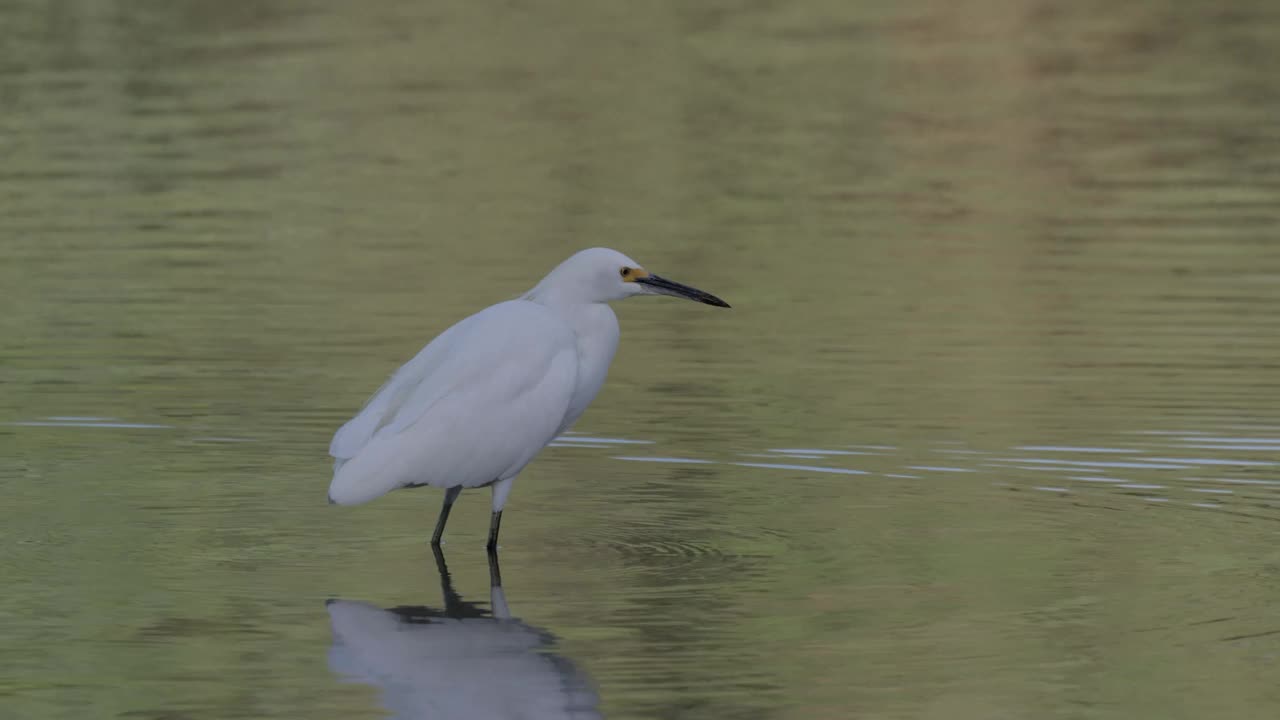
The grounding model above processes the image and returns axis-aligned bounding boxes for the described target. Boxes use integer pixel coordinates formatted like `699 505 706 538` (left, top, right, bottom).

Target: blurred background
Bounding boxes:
3 1 1280 718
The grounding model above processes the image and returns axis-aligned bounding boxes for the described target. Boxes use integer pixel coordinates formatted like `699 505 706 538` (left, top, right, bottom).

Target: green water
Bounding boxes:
5 1 1280 718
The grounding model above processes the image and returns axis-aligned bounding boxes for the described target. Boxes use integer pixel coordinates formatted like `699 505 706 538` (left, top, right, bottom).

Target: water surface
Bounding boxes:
4 1 1280 718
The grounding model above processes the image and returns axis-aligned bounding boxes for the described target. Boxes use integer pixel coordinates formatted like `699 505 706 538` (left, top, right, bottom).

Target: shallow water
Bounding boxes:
5 1 1280 718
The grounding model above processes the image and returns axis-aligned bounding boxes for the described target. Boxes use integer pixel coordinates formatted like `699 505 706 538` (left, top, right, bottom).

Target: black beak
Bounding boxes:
636 274 731 308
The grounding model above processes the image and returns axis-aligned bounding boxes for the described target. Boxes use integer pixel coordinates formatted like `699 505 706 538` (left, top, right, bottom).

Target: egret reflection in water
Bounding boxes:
326 550 602 719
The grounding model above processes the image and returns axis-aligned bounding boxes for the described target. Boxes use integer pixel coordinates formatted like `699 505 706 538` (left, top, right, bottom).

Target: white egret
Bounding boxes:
327 247 730 549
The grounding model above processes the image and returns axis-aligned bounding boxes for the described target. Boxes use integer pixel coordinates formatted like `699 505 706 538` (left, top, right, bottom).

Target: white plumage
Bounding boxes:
328 301 579 506
327 247 729 548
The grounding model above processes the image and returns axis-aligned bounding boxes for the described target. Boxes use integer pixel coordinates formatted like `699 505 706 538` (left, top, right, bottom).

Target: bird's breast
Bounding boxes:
558 305 619 433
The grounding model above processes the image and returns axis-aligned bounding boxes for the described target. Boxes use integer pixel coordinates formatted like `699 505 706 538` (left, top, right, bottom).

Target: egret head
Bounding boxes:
531 247 731 308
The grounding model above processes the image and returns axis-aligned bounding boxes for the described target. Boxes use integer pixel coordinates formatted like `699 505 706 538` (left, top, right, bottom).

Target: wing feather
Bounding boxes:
329 315 473 461
327 301 579 505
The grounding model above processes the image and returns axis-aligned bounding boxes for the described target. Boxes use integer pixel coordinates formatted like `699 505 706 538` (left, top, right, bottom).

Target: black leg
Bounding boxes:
487 546 502 588
431 486 462 546
430 542 449 579
431 544 469 615
486 510 503 551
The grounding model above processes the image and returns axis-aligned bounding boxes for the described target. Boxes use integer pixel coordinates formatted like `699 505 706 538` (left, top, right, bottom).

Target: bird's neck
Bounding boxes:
522 292 615 337
522 283 595 311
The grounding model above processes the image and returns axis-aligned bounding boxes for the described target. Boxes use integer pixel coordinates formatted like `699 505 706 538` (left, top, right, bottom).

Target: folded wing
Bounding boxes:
327 301 579 505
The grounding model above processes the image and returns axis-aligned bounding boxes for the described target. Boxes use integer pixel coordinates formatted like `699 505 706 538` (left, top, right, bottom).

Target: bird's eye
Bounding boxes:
619 267 630 278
